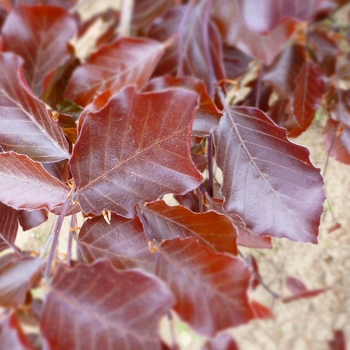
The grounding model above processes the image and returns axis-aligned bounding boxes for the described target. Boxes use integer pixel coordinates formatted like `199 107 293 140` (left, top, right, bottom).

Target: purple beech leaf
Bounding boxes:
9 0 76 9
328 330 347 350
0 255 44 307
202 333 239 350
0 53 70 162
288 61 326 137
70 86 202 217
40 260 174 350
0 202 19 252
214 106 325 243
2 5 77 97
144 76 222 136
0 152 70 212
64 37 164 107
158 237 255 336
77 214 156 271
18 209 48 231
138 200 238 255
0 313 33 350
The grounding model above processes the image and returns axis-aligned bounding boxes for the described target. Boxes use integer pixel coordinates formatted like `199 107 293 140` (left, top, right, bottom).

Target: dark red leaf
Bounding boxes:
145 76 222 136
2 5 77 97
70 86 202 217
246 254 261 290
77 214 156 271
9 0 76 9
236 0 324 33
202 332 239 350
0 53 70 162
214 106 325 243
138 200 238 255
0 202 18 252
250 300 274 319
64 37 163 107
212 1 297 65
18 209 48 231
158 237 255 336
0 255 43 307
288 61 326 137
328 330 347 350
268 98 290 127
222 44 252 80
40 260 174 350
147 4 225 96
0 313 33 350
0 152 70 212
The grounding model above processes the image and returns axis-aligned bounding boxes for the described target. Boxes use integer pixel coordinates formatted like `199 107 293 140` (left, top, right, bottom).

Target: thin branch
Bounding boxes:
67 214 77 267
207 135 214 197
119 0 134 37
0 233 22 256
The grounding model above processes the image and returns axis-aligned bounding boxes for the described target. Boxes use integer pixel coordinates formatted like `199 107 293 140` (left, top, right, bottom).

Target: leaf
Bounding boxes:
202 333 239 350
214 106 325 243
145 76 222 136
138 200 238 255
0 152 70 212
0 52 70 162
222 44 251 80
158 237 255 336
64 37 164 107
2 5 77 97
70 86 202 217
250 300 274 319
0 255 43 307
0 202 19 252
77 214 156 271
147 3 225 96
328 330 347 350
212 0 297 65
18 209 48 231
40 260 174 350
9 0 77 9
0 313 33 350
288 61 326 137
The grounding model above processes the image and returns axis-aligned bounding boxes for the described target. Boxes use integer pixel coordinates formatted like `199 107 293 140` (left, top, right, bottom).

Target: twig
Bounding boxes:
67 214 77 267
119 0 134 37
207 135 214 197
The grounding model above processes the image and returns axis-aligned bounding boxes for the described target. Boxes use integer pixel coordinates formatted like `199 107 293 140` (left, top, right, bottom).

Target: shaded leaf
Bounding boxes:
288 61 326 137
65 37 164 107
77 214 156 271
0 53 70 162
71 86 202 217
9 0 77 9
40 260 174 350
2 5 77 97
0 152 70 212
158 237 255 336
18 209 48 231
223 44 252 80
145 76 222 136
0 313 33 350
214 106 325 243
147 4 225 96
139 200 238 255
174 190 201 213
328 330 347 350
0 255 43 307
202 332 239 350
0 202 19 252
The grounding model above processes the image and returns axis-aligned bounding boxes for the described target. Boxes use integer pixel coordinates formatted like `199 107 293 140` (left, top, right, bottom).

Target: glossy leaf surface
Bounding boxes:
2 5 77 97
0 53 70 162
65 38 164 106
0 202 18 252
139 200 238 255
40 260 174 350
214 106 325 243
0 152 70 212
71 86 202 217
158 237 255 336
77 214 156 271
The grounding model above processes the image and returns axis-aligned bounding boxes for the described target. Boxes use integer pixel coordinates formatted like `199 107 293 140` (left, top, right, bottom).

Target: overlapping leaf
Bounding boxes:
70 86 202 217
9 0 76 9
157 237 255 336
18 209 48 231
139 200 238 255
0 53 70 162
77 214 156 271
40 260 174 350
64 37 164 106
2 5 77 97
0 152 70 212
202 333 239 350
214 106 325 243
147 3 225 96
0 255 43 307
0 202 18 252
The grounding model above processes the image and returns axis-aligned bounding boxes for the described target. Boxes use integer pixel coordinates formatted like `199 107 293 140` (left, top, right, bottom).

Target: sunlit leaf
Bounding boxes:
0 202 18 252
0 53 70 162
158 237 255 336
40 260 174 350
202 333 239 350
71 86 202 217
214 106 325 243
65 37 164 107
